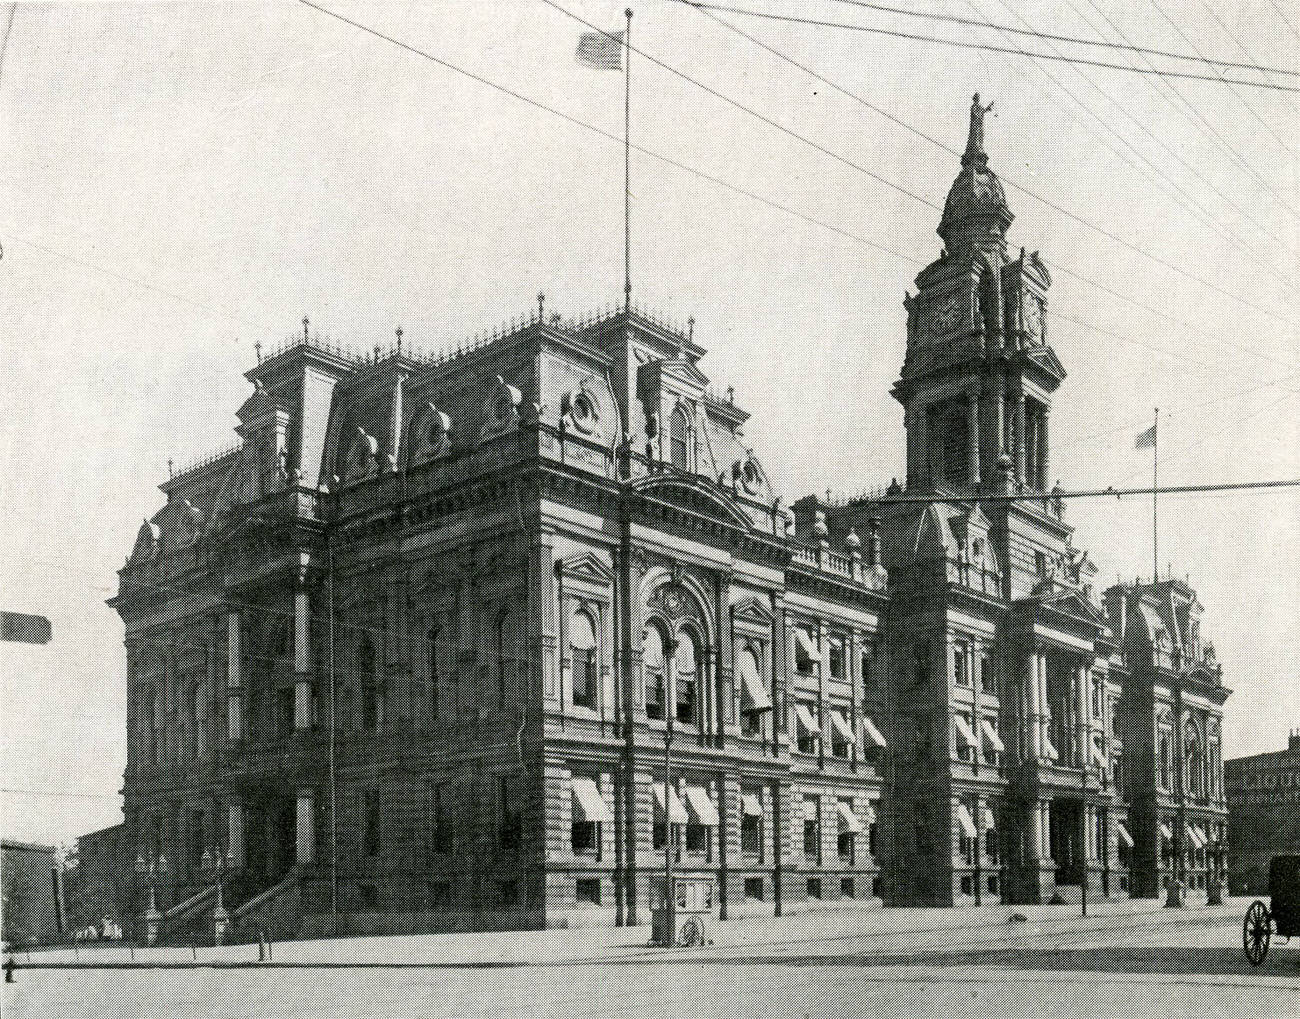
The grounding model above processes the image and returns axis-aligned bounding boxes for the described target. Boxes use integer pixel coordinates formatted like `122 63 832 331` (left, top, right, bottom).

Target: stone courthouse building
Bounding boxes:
109 99 1229 936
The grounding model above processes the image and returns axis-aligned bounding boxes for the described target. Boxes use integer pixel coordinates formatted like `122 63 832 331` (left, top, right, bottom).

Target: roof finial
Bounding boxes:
688 315 695 344
395 325 403 355
964 93 994 167
537 291 545 321
254 339 262 364
302 316 310 342
167 458 174 478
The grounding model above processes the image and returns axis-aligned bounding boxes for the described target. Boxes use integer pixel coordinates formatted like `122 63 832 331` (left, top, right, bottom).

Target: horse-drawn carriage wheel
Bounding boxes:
1243 900 1271 966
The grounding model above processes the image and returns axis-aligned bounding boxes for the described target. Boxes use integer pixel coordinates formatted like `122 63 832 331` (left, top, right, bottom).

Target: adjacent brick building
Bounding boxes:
1226 733 1300 894
108 98 1229 938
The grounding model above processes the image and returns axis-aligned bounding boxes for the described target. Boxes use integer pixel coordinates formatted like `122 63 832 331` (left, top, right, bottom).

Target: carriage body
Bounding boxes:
1243 854 1300 965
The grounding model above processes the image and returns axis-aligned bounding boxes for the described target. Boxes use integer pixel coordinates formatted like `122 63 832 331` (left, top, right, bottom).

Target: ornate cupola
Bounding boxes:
893 96 1065 497
937 94 1014 258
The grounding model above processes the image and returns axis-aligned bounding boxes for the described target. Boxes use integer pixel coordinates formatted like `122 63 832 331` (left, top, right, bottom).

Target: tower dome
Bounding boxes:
937 94 1013 254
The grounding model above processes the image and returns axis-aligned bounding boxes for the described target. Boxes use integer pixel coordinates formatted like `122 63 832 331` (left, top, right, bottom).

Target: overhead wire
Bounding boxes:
970 0 1295 285
661 0 1300 333
1056 0 1296 254
1155 0 1298 160
1081 0 1300 226
679 2 1300 380
670 1 1300 93
824 0 1300 78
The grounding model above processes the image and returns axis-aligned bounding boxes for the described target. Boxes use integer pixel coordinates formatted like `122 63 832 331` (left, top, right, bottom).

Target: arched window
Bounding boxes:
1159 732 1172 790
675 632 698 725
497 610 522 710
643 623 666 721
669 405 690 469
570 610 598 711
357 635 380 732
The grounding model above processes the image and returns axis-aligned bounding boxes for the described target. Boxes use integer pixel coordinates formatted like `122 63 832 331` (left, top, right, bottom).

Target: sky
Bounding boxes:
1 0 1297 847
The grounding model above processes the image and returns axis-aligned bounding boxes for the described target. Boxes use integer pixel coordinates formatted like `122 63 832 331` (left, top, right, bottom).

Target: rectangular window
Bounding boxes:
980 653 995 694
840 877 855 899
574 648 598 710
741 813 761 855
828 639 846 681
645 671 665 720
913 645 931 689
575 878 601 905
838 830 855 865
803 798 820 861
868 821 878 858
497 775 522 850
956 712 975 763
430 785 452 853
953 641 970 687
795 628 817 674
277 687 295 736
572 820 598 855
960 875 973 896
861 649 874 699
675 673 696 725
744 877 765 900
363 789 380 857
653 820 667 851
987 875 998 895
684 822 707 854
806 877 822 900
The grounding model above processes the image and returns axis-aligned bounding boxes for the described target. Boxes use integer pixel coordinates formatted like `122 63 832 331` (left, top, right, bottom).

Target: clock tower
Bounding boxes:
893 95 1064 495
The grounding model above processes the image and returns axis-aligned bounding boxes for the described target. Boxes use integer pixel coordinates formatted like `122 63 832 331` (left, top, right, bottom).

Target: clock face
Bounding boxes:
930 293 962 336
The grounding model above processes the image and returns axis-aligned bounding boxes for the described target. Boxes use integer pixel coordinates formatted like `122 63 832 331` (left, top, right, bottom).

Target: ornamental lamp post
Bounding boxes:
201 846 233 944
135 849 168 946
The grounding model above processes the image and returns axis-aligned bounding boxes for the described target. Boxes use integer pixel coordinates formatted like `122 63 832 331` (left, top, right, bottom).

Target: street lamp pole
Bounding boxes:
201 845 231 945
134 849 168 946
663 636 677 946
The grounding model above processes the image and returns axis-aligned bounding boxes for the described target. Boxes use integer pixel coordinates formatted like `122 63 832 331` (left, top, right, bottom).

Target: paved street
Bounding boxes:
8 903 1299 1018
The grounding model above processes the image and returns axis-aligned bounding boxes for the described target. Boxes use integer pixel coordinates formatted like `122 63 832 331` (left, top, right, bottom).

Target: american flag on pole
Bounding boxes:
576 29 624 70
1134 422 1157 450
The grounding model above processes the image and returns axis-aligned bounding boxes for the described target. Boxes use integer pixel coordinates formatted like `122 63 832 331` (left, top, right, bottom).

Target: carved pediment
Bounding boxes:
559 551 615 585
731 596 774 626
632 474 753 530
1025 344 1067 382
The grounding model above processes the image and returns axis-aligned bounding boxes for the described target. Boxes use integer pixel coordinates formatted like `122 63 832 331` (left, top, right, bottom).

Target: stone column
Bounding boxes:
226 611 243 743
296 788 315 866
1076 663 1089 770
1025 651 1041 761
1025 409 1037 491
294 564 313 731
1041 801 1052 861
1038 652 1051 761
227 800 246 869
994 375 1006 456
1013 393 1027 486
715 569 733 747
966 390 981 487
1039 409 1051 491
1029 799 1043 861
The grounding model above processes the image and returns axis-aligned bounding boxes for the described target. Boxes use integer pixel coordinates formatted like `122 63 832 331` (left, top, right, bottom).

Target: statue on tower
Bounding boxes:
964 93 995 165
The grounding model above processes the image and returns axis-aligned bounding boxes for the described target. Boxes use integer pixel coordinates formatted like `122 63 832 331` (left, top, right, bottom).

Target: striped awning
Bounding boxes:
683 785 719 826
862 716 887 748
954 715 978 748
795 703 821 736
980 719 1005 754
653 784 688 824
956 803 978 838
571 777 613 823
837 802 863 834
1116 822 1134 848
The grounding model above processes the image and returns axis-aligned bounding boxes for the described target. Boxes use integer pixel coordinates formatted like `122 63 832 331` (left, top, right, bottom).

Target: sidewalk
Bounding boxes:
12 896 1241 970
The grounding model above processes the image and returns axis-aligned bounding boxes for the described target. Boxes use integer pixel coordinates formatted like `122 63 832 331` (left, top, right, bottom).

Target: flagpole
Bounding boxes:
1152 407 1159 582
624 7 632 315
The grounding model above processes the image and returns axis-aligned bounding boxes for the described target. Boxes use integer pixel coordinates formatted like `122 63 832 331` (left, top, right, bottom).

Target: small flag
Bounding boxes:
1 611 53 645
576 30 624 70
1134 423 1157 450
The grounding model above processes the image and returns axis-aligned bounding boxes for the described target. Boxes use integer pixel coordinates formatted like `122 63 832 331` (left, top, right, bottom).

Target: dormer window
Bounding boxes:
669 405 690 469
